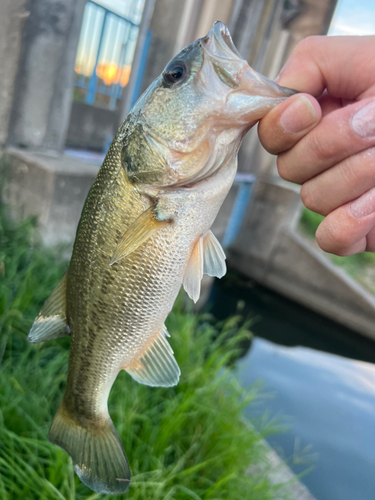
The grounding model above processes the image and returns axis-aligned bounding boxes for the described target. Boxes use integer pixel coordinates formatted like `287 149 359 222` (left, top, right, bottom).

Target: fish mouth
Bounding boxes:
202 21 296 99
213 22 242 58
202 21 243 61
170 23 296 189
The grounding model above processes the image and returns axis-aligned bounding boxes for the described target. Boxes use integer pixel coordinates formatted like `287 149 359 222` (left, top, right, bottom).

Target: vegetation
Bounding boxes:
299 207 375 293
0 206 290 500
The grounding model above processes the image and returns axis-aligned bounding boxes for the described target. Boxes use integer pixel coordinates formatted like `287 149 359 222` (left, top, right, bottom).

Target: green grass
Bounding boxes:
299 207 375 292
0 206 290 500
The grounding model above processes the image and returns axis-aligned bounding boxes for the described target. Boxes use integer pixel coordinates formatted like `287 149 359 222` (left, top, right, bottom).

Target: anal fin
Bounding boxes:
124 326 180 387
28 272 70 343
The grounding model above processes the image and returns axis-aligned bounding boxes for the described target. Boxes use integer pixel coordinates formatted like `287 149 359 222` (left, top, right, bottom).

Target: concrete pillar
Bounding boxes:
0 0 29 146
140 0 237 95
140 0 194 93
7 0 86 155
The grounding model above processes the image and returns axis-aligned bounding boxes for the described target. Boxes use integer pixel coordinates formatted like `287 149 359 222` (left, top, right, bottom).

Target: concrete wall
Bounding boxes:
282 0 337 61
139 0 233 94
0 0 29 146
66 101 120 151
2 149 98 248
7 0 86 154
229 180 375 340
232 179 303 281
141 0 188 93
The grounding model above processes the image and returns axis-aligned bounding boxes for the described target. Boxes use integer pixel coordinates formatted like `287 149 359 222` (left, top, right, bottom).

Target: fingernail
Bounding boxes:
351 101 375 138
279 95 317 134
349 188 375 218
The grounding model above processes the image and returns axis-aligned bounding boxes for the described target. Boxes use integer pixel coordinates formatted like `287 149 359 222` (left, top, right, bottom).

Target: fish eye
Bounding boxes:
163 61 188 86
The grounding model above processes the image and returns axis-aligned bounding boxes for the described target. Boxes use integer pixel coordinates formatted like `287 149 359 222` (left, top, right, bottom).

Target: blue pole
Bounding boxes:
222 174 256 248
130 29 152 108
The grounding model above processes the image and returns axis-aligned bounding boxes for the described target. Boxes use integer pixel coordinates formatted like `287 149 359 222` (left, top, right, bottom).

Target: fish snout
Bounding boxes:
202 22 297 126
241 64 297 100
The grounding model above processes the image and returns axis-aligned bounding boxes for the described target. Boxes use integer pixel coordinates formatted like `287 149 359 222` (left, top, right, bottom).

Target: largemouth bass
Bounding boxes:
28 22 295 495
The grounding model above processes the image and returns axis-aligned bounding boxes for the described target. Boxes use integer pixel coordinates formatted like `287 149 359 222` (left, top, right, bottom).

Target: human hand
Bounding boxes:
258 36 375 256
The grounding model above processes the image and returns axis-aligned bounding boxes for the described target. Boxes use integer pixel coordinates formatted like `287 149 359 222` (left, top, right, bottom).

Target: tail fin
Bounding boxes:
48 401 130 495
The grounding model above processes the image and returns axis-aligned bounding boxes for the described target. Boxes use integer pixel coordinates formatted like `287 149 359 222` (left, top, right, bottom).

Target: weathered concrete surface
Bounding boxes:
141 0 187 93
232 179 302 282
0 0 29 145
7 0 86 154
283 0 337 59
263 442 316 500
230 180 375 340
66 101 119 151
2 148 97 247
269 232 375 340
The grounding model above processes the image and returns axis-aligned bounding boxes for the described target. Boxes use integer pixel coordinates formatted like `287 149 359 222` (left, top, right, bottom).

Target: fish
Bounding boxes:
27 22 295 495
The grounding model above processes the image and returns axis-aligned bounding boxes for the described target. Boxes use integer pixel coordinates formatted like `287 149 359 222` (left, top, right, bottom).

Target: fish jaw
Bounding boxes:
201 21 297 129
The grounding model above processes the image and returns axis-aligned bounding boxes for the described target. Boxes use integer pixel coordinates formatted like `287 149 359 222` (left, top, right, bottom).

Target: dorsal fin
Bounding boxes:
123 326 180 387
28 272 70 343
182 236 203 303
202 230 226 278
110 203 168 265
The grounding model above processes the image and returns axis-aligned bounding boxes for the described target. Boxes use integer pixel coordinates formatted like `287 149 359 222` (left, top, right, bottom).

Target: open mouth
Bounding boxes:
202 22 297 99
212 22 242 59
202 22 243 62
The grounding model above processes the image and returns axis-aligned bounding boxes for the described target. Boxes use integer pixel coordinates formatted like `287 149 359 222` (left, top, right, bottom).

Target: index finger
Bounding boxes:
277 36 375 100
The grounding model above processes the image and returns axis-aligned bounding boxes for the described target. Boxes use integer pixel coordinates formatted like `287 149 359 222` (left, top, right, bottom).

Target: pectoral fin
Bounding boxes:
110 203 168 265
202 230 226 278
28 272 70 343
124 325 180 387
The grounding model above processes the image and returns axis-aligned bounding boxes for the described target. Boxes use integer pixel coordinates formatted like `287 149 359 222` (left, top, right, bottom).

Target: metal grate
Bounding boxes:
74 0 148 110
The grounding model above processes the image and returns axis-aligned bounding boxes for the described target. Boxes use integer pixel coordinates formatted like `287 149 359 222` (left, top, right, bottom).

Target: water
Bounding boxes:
209 277 375 500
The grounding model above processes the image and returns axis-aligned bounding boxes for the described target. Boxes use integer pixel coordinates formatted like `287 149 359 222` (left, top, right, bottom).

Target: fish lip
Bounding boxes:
201 21 243 61
211 21 243 59
202 23 297 99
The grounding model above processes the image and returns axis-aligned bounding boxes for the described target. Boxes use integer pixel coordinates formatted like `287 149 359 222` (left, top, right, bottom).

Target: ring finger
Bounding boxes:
316 187 375 255
300 146 375 216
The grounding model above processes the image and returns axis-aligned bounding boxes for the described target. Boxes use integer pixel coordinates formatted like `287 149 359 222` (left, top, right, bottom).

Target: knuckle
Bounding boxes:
300 183 316 211
316 219 350 255
341 149 373 185
310 134 335 162
277 155 293 181
293 36 321 59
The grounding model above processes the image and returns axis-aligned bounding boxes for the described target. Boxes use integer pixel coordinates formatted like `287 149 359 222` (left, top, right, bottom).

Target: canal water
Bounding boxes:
209 275 375 500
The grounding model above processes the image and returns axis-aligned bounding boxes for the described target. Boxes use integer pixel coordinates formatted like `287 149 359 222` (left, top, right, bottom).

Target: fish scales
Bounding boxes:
65 135 232 417
28 21 296 495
